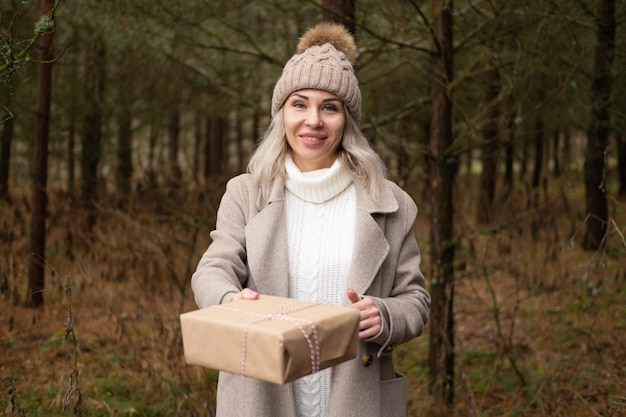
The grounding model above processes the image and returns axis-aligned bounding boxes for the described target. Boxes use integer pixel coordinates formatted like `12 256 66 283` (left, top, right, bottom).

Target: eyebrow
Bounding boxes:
291 93 341 103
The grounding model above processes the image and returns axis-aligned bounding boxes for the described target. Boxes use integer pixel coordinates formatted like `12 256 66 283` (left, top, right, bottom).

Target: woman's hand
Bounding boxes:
232 288 259 301
347 288 381 339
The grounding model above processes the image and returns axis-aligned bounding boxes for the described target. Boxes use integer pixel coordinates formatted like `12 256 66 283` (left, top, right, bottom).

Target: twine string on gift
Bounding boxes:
215 301 321 378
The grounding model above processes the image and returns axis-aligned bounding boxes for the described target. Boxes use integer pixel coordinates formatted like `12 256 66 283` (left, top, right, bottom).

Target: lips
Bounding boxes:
299 133 327 142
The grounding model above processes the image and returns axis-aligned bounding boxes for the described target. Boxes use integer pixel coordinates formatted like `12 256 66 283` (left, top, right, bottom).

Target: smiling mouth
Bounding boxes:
300 135 326 142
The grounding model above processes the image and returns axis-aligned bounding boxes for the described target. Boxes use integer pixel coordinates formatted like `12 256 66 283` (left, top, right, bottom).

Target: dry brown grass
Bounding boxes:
1 177 625 416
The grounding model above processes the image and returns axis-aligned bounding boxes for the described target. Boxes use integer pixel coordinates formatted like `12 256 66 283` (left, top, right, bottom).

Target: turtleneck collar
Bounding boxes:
284 156 353 204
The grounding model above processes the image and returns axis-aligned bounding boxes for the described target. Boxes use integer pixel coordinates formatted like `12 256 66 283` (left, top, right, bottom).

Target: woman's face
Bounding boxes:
283 89 345 172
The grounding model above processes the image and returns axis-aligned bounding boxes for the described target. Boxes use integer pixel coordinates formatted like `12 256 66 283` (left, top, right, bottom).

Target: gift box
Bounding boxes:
180 294 360 384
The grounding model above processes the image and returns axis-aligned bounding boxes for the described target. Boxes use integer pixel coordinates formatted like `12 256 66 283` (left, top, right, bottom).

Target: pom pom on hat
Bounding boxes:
272 22 362 122
296 22 358 65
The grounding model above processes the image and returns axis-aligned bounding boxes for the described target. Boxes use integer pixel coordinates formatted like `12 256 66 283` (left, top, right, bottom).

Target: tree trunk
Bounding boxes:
67 34 79 202
519 127 528 181
428 0 456 405
562 129 571 173
235 110 245 173
476 72 499 225
146 120 158 187
80 37 105 229
531 119 544 191
117 110 133 200
618 135 626 197
27 0 54 307
116 57 134 203
552 128 561 177
168 107 182 189
583 0 615 250
502 98 517 194
192 112 203 184
204 115 225 179
0 93 14 201
67 98 76 201
322 0 355 34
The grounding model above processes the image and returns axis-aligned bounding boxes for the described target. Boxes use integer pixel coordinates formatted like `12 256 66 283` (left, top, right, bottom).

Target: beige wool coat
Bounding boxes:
191 173 430 417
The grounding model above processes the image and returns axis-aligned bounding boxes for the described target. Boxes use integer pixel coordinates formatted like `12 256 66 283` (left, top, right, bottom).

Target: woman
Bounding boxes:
191 22 430 417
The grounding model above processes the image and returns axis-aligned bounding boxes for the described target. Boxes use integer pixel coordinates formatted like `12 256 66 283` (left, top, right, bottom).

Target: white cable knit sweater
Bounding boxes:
284 156 356 417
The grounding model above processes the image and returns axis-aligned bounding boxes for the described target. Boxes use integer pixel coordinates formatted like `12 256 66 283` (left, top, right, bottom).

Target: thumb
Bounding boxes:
233 288 259 301
241 288 260 300
346 288 361 304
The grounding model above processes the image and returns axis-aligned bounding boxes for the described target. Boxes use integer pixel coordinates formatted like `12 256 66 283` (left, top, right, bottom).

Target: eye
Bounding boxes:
322 103 338 112
291 101 306 109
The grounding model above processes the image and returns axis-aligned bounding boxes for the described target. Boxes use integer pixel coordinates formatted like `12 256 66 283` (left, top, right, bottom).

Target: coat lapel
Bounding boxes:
245 178 290 297
347 182 398 296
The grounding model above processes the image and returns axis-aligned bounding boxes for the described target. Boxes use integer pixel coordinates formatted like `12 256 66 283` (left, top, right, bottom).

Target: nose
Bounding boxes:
305 109 322 127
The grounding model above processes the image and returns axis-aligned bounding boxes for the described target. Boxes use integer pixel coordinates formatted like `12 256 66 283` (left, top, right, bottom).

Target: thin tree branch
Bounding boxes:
0 0 62 79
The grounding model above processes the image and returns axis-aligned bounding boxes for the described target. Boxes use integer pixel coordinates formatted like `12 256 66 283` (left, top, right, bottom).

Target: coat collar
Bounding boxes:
250 175 399 300
354 179 398 215
256 176 285 209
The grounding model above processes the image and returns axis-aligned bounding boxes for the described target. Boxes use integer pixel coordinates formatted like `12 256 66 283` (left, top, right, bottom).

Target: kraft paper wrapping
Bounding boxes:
180 294 360 384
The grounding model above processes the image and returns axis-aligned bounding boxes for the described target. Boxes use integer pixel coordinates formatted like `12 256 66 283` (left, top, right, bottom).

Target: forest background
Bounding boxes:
1 0 626 416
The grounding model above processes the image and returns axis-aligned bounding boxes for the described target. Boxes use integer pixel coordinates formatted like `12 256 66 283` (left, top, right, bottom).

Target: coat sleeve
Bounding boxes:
191 176 252 308
368 187 430 357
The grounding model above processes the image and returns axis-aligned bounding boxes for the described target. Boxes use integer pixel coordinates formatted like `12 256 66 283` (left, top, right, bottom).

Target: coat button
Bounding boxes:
361 353 373 367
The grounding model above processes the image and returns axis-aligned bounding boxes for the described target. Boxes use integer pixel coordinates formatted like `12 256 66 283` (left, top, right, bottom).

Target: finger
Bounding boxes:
359 325 381 339
242 288 259 300
357 304 382 339
360 310 381 328
234 288 259 301
346 288 361 304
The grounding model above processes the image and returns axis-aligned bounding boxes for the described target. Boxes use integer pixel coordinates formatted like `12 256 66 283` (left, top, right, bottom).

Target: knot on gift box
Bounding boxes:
215 301 322 377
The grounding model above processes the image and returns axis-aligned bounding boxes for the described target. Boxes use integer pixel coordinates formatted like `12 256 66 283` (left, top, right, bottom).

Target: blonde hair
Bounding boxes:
247 109 387 201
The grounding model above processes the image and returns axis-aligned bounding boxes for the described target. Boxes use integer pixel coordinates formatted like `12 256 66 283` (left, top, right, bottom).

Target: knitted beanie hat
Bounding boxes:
271 22 362 122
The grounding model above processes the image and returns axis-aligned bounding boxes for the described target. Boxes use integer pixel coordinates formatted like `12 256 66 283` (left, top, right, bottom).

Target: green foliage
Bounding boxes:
33 15 53 36
39 329 65 352
0 1 60 85
3 0 624 191
0 42 30 84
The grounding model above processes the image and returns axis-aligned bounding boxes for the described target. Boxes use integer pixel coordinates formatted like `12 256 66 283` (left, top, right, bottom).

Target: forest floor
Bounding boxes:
1 177 625 417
